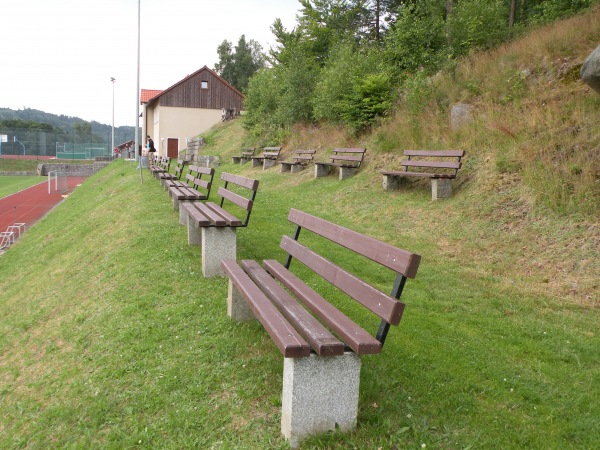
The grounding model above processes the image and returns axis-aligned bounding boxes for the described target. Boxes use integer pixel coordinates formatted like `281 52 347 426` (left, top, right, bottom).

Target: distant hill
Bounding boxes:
0 107 138 148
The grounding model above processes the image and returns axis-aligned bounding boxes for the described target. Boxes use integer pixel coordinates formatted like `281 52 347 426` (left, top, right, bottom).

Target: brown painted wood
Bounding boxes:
218 187 253 211
264 260 383 355
204 202 243 226
221 260 310 358
180 202 211 226
241 260 345 356
221 172 259 191
402 160 461 169
279 237 405 325
404 149 464 157
287 209 421 278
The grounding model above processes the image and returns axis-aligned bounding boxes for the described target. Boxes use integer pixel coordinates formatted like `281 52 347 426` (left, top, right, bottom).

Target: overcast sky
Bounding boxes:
0 0 300 127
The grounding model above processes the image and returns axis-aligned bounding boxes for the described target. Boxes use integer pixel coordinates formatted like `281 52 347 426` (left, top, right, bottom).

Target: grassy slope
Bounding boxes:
1 10 599 450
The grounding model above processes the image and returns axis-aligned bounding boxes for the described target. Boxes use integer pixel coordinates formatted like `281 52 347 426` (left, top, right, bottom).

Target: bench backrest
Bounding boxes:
185 165 215 198
262 146 282 159
173 159 188 180
293 150 316 164
218 172 260 227
330 148 367 168
402 150 465 178
241 147 256 157
277 208 421 351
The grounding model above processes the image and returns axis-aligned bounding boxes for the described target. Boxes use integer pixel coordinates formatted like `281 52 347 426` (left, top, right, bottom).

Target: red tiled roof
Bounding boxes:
141 89 163 103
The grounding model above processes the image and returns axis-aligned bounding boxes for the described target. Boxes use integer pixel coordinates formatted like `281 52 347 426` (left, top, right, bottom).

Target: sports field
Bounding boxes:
0 175 44 199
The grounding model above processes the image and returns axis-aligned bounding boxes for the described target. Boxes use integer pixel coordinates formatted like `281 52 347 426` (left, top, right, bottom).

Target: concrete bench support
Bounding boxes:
431 178 452 200
280 163 292 173
314 164 331 178
227 279 256 322
338 166 356 180
252 158 263 168
282 353 361 448
232 156 241 164
263 159 277 169
240 157 252 164
179 201 192 225
382 174 402 191
201 227 236 277
291 164 305 174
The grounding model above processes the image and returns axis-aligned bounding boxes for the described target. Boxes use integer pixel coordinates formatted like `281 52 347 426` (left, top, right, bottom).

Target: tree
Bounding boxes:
214 35 266 92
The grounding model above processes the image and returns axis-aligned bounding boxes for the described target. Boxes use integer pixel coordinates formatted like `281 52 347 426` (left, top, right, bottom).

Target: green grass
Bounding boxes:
0 157 597 449
0 176 45 198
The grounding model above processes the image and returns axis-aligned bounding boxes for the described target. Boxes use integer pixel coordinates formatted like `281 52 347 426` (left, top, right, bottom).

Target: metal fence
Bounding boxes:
0 128 118 159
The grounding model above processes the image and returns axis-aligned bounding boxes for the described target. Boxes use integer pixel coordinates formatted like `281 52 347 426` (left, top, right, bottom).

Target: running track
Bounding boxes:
0 177 88 233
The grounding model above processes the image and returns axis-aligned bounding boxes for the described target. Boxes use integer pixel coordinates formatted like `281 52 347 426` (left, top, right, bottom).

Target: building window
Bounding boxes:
201 81 208 89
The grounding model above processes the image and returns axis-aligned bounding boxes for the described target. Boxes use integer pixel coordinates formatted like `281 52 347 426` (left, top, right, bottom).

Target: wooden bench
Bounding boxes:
180 173 259 277
280 150 316 174
168 165 215 225
158 158 187 187
314 148 366 180
231 147 256 165
149 156 171 179
221 208 421 447
381 150 465 200
251 146 282 169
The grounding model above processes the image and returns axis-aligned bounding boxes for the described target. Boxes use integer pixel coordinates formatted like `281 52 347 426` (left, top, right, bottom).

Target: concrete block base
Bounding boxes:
282 352 361 448
252 158 263 168
431 178 452 200
263 159 276 169
172 196 180 211
227 279 256 322
240 157 251 164
231 156 241 164
201 227 236 278
382 174 403 191
186 213 202 246
315 164 330 178
291 164 305 174
339 166 356 180
179 201 192 225
280 163 292 173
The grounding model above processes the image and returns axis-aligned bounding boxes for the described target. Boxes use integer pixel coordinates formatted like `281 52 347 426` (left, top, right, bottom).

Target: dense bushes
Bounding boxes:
242 0 598 139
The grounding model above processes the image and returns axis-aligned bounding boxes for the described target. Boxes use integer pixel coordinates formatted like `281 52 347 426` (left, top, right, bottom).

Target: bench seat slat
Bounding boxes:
288 209 421 278
402 160 462 169
204 202 243 226
181 202 211 226
329 155 364 162
280 237 405 325
241 260 344 356
264 260 382 355
381 170 456 179
222 260 310 358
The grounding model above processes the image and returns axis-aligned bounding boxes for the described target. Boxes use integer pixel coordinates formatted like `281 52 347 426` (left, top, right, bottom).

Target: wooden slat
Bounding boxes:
221 172 259 191
204 202 242 226
241 260 344 356
287 209 421 278
404 149 464 157
330 155 363 162
264 260 382 355
381 171 455 179
280 237 405 325
333 148 366 154
221 260 310 358
192 202 227 226
218 187 253 211
180 202 211 226
402 160 461 169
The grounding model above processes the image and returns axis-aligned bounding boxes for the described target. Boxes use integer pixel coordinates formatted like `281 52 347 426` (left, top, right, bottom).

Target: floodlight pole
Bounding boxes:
136 0 142 183
111 77 116 157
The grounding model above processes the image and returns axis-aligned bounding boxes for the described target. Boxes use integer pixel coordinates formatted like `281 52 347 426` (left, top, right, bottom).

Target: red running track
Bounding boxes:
0 177 88 233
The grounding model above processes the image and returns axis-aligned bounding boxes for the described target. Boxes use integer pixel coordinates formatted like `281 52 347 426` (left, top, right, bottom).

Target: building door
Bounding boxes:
167 138 178 158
